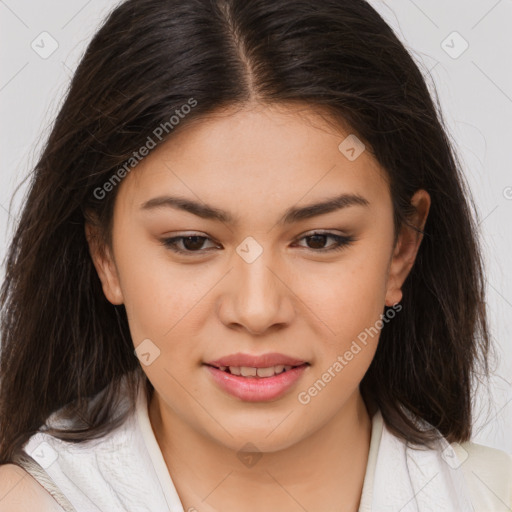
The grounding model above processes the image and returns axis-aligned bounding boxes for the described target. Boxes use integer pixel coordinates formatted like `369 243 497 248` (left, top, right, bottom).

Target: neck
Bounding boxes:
149 389 372 512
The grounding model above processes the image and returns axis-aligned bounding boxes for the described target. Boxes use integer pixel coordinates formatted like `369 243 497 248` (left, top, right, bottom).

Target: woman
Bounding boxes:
0 0 510 511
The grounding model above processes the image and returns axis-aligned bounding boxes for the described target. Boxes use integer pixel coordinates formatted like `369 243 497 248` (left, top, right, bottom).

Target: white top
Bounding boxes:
19 382 512 512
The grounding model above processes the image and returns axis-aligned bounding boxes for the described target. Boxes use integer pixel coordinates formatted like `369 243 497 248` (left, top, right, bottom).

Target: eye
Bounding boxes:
293 231 355 252
161 234 219 254
161 231 354 255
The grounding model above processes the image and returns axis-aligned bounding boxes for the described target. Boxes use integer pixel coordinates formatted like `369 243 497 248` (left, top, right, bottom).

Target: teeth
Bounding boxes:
256 367 275 377
224 365 295 377
240 366 257 377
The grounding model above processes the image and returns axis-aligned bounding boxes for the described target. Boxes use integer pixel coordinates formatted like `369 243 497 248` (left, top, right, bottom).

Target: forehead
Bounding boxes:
117 102 390 218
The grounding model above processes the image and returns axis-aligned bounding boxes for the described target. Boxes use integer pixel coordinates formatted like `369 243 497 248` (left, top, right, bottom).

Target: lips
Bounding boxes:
204 352 309 401
205 365 308 401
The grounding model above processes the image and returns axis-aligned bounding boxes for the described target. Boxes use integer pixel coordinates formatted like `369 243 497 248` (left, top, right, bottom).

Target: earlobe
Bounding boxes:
84 222 124 305
384 189 431 307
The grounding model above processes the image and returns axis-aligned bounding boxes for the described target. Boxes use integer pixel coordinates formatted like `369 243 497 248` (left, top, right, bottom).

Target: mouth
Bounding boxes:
203 355 310 402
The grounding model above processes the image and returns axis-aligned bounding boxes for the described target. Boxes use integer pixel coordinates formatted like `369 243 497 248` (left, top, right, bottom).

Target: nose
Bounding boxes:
216 247 296 336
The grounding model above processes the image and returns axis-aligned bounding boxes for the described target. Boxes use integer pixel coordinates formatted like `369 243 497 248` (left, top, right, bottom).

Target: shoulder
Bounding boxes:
0 463 65 512
454 441 512 511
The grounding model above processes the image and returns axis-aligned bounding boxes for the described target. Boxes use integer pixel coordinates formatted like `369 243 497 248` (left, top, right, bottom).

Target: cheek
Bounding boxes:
122 270 204 345
294 248 391 347
295 260 388 415
118 252 210 389
114 235 202 342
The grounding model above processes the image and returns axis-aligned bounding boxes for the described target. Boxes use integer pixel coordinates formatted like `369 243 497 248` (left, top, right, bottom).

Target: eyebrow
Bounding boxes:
140 193 370 225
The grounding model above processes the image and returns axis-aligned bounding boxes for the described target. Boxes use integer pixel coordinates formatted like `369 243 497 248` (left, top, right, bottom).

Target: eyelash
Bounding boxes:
160 231 355 255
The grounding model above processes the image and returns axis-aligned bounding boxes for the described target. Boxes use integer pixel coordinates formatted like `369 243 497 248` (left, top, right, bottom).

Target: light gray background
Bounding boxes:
1 0 511 454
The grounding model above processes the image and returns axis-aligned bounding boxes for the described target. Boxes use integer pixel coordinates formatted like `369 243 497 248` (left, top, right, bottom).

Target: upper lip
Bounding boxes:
206 352 308 369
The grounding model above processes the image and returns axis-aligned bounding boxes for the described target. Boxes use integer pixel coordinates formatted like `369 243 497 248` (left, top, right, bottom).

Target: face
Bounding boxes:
87 102 429 453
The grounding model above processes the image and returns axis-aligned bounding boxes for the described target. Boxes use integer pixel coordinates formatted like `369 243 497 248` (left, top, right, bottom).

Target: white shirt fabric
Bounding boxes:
19 381 512 512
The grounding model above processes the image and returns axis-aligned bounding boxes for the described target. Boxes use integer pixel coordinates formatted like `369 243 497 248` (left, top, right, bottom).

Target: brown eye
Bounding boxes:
295 232 355 252
161 235 219 254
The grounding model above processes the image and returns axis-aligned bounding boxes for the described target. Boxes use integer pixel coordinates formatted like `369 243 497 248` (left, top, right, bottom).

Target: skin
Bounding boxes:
86 102 430 512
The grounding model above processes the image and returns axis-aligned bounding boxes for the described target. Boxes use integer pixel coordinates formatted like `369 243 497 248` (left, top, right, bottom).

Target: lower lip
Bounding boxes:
205 364 308 402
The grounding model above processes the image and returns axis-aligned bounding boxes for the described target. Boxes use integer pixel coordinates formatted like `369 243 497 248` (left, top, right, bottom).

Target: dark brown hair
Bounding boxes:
0 0 491 463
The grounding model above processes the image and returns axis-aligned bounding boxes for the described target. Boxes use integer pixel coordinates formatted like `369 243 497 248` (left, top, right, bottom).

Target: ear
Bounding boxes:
85 221 124 305
384 189 431 307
